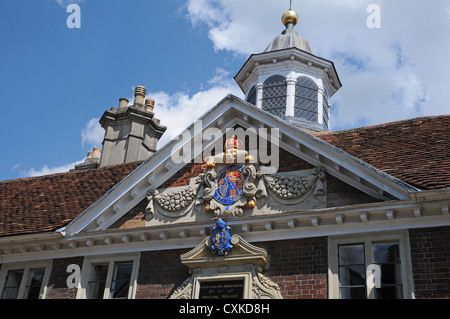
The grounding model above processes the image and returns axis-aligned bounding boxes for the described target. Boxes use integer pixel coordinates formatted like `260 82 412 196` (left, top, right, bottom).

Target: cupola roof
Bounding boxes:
264 8 313 54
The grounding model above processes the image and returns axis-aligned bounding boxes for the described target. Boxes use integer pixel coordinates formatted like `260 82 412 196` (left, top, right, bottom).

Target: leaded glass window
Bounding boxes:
294 76 318 122
247 86 256 106
262 75 287 118
322 90 330 130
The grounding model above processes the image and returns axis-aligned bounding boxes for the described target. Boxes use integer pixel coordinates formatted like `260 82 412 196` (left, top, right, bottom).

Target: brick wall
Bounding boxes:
45 257 83 299
132 237 328 299
135 249 190 299
409 226 450 299
261 237 328 299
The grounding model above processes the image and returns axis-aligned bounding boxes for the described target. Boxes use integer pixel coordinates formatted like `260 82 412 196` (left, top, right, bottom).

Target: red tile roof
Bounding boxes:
0 162 141 237
314 115 450 190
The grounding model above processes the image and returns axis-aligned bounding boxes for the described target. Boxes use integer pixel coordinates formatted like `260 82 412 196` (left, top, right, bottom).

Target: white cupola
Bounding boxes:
234 8 341 132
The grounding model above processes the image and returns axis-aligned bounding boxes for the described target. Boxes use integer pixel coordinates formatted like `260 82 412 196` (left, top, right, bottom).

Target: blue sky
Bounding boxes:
1 0 449 181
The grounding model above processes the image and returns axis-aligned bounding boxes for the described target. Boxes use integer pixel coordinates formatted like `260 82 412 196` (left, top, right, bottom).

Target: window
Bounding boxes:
78 255 139 299
262 75 287 118
1 270 24 299
246 86 257 105
322 90 330 130
110 261 133 299
372 242 403 299
0 261 51 299
328 231 413 299
87 264 108 299
338 244 366 299
294 76 318 122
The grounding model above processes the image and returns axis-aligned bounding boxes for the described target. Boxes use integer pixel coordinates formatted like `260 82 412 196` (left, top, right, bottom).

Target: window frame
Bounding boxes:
0 260 52 299
262 75 287 118
294 76 319 122
76 254 140 299
328 230 414 299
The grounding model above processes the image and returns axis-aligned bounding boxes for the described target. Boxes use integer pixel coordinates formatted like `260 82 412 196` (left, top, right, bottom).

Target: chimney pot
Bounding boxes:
145 98 155 112
87 151 93 159
92 147 102 159
118 98 129 108
134 85 146 105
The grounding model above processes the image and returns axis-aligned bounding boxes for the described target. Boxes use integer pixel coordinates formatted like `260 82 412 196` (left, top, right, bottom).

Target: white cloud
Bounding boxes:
184 0 450 130
81 117 103 148
22 160 84 178
74 68 243 169
19 1 450 178
55 0 84 7
149 68 243 147
20 116 102 178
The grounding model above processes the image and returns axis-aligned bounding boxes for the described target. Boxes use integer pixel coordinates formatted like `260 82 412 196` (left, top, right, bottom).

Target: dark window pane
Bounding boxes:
373 243 400 263
247 86 256 105
378 264 399 285
340 287 366 299
339 265 366 286
339 244 365 265
1 270 24 299
372 242 402 299
110 262 133 299
24 268 45 299
375 286 403 299
87 264 108 299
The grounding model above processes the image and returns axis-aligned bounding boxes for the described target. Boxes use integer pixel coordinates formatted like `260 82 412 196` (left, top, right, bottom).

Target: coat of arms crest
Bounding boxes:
214 167 244 205
210 218 233 256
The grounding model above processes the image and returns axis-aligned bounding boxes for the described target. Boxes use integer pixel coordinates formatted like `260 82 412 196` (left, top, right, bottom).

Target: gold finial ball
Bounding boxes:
282 9 298 27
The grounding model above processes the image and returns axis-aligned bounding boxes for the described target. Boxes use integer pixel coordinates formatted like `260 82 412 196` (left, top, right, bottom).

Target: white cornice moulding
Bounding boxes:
0 191 448 264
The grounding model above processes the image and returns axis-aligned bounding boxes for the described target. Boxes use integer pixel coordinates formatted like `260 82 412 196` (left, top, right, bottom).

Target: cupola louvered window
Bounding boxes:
294 76 318 122
246 86 257 106
262 75 287 118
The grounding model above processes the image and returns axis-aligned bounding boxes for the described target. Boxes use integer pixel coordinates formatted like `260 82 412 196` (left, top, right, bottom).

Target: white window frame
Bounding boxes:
328 230 415 299
76 253 140 299
0 260 52 299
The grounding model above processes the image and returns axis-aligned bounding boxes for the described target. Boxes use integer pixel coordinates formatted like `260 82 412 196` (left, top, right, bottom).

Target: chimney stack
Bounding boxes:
98 84 167 167
134 86 146 105
73 147 102 171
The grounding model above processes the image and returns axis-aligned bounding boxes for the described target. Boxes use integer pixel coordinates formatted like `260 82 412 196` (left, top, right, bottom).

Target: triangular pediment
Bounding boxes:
60 94 414 236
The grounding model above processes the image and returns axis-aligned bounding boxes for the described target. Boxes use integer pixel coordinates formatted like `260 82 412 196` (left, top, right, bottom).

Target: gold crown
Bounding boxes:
225 135 244 151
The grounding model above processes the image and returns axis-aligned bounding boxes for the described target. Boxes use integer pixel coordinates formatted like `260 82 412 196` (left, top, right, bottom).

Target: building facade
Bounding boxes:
0 9 449 300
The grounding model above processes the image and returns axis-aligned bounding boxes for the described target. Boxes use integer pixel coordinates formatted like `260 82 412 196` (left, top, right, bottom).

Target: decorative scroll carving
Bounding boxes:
253 265 282 299
145 135 327 221
169 234 282 299
169 276 194 299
